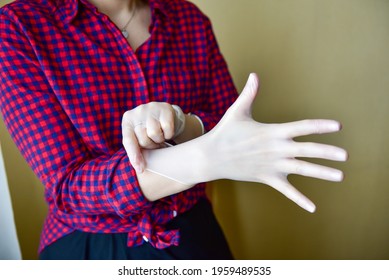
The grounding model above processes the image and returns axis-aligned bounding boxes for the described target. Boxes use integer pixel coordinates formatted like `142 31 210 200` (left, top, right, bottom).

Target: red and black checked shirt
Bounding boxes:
0 0 237 252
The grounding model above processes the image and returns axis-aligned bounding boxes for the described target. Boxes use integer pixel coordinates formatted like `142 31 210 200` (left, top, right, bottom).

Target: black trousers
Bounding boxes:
39 199 233 260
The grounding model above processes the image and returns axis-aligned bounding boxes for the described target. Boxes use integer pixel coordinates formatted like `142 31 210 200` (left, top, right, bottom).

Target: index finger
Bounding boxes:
280 119 342 139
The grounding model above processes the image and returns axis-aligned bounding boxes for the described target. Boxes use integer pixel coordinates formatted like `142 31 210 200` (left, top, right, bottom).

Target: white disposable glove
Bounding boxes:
143 73 347 213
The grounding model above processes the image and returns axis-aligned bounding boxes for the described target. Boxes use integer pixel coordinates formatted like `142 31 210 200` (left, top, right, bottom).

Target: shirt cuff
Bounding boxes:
106 149 152 217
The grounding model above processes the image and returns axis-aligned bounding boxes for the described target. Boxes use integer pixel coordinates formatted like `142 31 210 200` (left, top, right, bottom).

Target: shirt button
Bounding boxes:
143 235 149 243
173 210 177 217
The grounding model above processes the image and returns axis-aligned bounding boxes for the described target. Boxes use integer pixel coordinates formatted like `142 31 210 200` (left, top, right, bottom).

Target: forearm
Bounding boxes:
137 134 211 201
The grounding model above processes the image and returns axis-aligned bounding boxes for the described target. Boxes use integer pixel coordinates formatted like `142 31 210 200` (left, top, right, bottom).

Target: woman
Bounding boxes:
0 0 347 259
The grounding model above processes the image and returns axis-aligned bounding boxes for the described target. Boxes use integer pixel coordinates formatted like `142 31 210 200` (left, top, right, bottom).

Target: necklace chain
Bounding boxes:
121 3 137 39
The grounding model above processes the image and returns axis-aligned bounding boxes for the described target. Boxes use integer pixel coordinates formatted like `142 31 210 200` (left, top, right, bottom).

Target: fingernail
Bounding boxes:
136 158 145 174
133 164 140 173
141 161 146 172
307 202 316 213
132 157 142 174
337 150 348 161
330 121 341 131
333 170 344 181
249 73 257 86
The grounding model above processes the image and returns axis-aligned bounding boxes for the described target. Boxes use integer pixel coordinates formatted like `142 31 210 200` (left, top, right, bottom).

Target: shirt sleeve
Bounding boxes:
0 11 152 219
190 15 238 132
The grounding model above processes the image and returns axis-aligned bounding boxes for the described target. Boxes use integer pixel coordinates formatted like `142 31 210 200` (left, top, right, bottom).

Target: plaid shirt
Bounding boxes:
0 0 237 253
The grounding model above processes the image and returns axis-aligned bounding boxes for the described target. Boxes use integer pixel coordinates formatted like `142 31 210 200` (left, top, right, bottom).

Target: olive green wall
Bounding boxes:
0 3 46 261
192 0 389 259
1 0 388 259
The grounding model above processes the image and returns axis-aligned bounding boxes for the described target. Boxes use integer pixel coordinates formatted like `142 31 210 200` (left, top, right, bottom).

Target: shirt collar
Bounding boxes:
149 0 173 19
54 0 79 24
54 0 172 24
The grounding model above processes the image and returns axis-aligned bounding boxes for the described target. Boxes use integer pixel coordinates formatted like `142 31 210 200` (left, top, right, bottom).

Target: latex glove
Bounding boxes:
122 102 184 173
205 73 347 212
143 73 347 213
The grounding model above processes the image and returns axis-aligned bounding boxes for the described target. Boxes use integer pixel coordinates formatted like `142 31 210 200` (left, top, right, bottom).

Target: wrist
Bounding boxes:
189 134 214 183
173 112 204 144
142 133 213 185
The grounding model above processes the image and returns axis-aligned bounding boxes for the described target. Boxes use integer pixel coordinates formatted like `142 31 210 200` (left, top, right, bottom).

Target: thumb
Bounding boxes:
230 73 260 117
122 128 145 174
